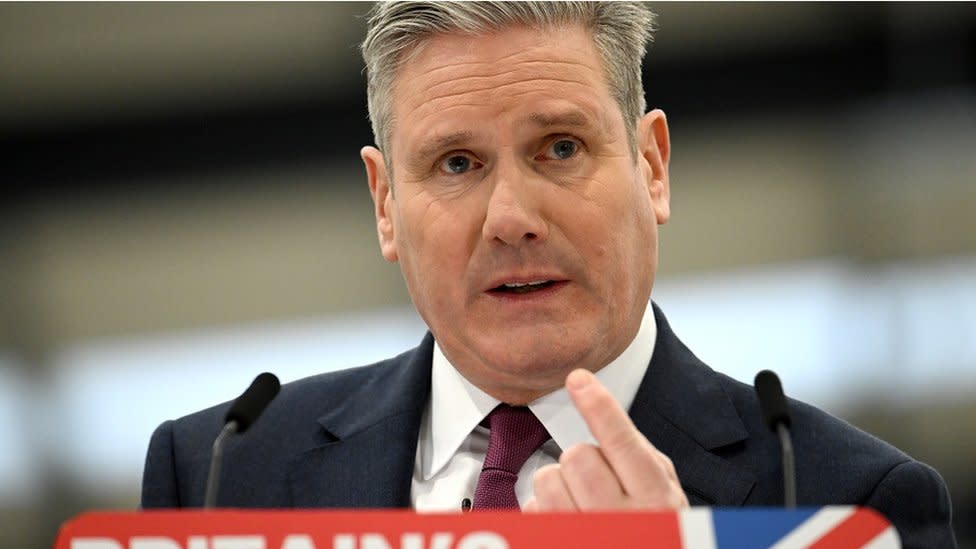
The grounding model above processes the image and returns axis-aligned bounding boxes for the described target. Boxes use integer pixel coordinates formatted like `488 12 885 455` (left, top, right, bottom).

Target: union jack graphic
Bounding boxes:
680 506 900 548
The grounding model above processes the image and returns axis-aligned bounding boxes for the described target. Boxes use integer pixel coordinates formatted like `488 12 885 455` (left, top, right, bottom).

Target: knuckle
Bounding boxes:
602 431 648 465
604 429 638 453
675 491 690 508
633 482 687 511
658 452 676 474
558 443 597 470
534 463 560 479
559 444 592 466
532 464 561 491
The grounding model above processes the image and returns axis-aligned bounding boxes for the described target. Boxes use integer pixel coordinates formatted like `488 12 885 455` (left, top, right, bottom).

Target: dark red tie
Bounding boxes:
472 404 551 510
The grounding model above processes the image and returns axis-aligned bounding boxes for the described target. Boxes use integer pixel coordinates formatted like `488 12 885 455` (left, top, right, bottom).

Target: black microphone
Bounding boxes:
204 372 281 508
754 369 796 508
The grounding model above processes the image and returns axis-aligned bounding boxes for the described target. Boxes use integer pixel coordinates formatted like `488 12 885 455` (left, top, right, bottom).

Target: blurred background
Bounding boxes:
2 2 974 547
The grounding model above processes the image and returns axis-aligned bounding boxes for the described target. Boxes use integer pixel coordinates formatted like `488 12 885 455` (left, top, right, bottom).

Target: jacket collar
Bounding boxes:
288 333 434 508
629 303 755 505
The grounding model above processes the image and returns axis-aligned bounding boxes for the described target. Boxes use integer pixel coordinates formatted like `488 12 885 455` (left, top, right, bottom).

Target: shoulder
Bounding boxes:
713 372 955 547
169 345 424 453
715 370 912 499
142 336 433 507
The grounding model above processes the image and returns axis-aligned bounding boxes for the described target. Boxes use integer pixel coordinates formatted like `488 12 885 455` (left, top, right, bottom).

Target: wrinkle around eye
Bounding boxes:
400 190 451 225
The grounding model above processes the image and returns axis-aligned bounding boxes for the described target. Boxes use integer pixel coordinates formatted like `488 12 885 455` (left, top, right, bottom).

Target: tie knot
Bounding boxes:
482 404 551 475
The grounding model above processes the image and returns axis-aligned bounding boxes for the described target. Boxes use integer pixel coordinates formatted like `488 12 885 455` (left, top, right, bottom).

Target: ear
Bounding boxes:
361 146 399 262
638 109 671 225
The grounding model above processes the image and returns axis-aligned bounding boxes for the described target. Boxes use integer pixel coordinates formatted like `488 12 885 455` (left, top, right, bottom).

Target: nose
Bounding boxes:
481 162 549 246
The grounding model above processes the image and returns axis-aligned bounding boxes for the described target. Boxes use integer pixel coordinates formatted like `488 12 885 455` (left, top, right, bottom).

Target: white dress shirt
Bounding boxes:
411 302 657 511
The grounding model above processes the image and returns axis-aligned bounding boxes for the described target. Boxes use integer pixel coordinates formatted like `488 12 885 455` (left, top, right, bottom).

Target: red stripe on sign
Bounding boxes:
808 508 891 548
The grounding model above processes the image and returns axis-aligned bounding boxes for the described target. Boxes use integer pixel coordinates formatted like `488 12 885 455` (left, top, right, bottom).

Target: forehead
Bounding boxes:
388 25 619 153
401 22 601 73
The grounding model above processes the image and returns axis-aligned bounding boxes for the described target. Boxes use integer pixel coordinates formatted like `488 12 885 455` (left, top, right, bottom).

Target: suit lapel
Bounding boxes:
288 334 435 508
629 303 756 506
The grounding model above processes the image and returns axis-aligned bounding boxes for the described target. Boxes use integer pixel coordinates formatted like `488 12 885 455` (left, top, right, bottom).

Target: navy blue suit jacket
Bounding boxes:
142 304 955 548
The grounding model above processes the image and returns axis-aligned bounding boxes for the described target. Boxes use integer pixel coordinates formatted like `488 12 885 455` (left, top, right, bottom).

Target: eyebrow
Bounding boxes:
416 131 475 160
524 110 593 129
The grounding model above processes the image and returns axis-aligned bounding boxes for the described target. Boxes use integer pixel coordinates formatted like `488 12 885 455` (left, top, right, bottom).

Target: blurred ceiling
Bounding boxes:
3 3 973 132
0 3 366 131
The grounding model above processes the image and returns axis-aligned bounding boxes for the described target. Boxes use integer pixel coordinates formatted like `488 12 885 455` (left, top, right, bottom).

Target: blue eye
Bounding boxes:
443 155 472 174
549 139 578 159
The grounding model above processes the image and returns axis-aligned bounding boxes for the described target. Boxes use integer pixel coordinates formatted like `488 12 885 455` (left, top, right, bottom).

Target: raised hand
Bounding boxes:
525 369 689 511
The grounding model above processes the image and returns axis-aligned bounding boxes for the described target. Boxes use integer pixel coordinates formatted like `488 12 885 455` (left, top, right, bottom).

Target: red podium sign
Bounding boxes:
55 507 899 549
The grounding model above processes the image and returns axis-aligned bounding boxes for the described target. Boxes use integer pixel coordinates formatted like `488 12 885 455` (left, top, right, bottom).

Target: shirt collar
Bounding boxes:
421 302 657 480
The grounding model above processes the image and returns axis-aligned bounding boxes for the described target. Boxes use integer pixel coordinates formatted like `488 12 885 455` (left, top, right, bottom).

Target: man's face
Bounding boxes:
362 25 670 404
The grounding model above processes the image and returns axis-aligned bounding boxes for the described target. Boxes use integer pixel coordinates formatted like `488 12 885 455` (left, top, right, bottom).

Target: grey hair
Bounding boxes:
360 1 656 165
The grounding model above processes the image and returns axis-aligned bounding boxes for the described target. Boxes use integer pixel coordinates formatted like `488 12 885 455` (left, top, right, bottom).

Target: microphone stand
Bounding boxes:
204 420 240 509
775 422 796 508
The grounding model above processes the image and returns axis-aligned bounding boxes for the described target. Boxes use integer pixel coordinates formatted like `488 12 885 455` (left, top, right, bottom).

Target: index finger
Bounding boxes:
566 368 668 495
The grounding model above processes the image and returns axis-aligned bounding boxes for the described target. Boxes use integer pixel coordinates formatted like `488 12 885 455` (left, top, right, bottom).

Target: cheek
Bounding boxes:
396 193 447 252
397 196 479 292
590 182 655 284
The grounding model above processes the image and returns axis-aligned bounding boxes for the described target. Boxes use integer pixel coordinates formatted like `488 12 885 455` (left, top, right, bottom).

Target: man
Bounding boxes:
142 2 955 547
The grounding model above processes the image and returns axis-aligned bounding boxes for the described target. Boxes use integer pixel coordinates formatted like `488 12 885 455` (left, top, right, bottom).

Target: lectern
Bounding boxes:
56 506 899 548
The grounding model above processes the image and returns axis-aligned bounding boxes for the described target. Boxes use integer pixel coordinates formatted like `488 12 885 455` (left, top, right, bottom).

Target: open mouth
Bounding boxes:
489 280 557 294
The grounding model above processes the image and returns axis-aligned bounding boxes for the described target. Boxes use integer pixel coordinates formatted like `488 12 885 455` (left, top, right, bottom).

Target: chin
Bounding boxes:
476 336 595 378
